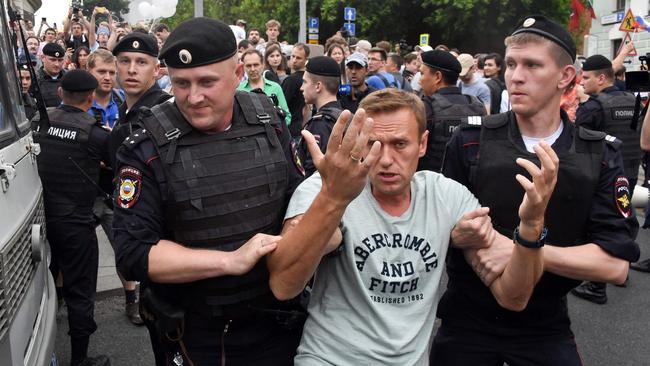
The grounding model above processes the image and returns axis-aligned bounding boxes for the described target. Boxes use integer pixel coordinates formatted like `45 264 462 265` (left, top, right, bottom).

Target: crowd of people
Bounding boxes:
9 6 650 366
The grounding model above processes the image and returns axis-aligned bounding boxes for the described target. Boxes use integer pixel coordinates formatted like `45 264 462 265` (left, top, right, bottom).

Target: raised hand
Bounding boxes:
301 108 381 205
516 141 559 235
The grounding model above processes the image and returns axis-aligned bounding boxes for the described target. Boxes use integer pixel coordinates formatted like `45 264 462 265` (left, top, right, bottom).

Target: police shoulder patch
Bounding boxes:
614 176 632 218
117 166 142 209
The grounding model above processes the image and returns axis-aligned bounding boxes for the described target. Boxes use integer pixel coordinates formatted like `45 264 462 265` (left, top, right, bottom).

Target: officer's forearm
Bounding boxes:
489 230 543 311
543 243 628 284
148 239 236 283
268 192 346 300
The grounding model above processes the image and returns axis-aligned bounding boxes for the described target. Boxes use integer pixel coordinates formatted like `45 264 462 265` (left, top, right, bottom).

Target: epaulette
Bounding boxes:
577 126 622 151
481 114 508 129
122 128 150 150
460 115 483 130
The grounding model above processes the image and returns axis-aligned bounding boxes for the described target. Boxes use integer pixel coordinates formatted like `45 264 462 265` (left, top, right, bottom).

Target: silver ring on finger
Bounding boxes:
350 154 361 162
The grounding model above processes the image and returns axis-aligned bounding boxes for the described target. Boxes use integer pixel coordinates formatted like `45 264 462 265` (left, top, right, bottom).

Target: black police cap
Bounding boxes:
60 69 98 92
512 15 576 62
159 17 237 68
42 43 65 58
112 32 159 57
421 50 462 75
582 54 612 71
306 56 341 77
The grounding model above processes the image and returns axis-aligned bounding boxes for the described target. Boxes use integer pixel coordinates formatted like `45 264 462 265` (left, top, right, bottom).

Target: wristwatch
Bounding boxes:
513 226 548 248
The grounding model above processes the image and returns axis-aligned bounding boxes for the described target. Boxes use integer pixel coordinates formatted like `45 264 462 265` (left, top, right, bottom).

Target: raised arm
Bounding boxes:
267 109 381 300
459 141 559 311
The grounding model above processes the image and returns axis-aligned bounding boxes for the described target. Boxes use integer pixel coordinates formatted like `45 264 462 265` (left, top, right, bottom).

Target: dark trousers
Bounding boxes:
47 220 99 361
430 323 583 366
154 310 302 366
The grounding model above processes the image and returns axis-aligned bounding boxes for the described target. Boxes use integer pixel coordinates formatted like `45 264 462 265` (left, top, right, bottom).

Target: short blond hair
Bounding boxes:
87 49 115 70
504 33 572 67
266 19 281 30
359 89 426 136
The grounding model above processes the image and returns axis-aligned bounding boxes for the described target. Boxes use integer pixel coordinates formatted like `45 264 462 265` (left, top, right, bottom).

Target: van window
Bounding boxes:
0 9 25 141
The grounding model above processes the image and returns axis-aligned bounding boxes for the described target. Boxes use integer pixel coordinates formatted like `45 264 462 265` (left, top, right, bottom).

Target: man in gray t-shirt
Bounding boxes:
266 89 559 365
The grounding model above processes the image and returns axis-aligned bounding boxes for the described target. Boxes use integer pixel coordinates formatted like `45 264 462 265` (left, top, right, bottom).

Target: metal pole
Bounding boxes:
194 0 203 18
299 0 306 43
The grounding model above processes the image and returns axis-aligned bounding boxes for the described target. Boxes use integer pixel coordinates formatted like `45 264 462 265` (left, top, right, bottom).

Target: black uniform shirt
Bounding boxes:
574 85 621 130
440 110 640 332
108 84 170 168
112 102 304 282
338 83 377 114
44 105 110 223
300 100 342 176
282 71 306 137
36 68 65 107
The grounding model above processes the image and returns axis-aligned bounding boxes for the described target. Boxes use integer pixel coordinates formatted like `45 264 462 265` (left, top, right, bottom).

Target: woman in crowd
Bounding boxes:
264 43 290 84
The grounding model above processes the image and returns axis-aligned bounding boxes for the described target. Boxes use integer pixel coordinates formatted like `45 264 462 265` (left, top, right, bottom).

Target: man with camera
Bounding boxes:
570 54 642 305
64 5 92 51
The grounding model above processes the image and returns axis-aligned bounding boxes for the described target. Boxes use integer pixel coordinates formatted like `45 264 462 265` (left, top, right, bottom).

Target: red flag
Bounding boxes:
587 0 596 19
569 0 586 31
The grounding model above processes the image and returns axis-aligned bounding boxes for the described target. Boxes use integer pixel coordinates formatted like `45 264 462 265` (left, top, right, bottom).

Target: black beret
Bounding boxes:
582 54 612 71
306 56 341 77
42 43 65 58
421 50 462 75
512 15 576 62
60 69 98 92
112 33 159 57
159 17 237 69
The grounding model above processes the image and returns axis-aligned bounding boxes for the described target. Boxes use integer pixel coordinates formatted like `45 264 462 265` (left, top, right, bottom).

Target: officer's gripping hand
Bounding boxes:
229 233 281 276
302 108 381 206
452 207 496 250
515 141 559 235
466 240 515 286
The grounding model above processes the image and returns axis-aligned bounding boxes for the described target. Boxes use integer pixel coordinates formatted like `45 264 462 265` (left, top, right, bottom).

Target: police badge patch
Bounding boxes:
614 176 632 218
117 166 142 209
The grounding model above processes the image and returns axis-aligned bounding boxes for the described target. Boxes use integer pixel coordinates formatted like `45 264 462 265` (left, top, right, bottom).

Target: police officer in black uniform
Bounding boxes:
36 42 66 107
571 54 642 304
36 70 110 366
417 50 486 172
299 55 343 176
112 18 304 366
431 15 639 365
108 32 171 168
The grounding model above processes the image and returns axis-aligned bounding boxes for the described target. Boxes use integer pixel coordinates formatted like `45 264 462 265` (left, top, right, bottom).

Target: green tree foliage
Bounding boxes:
160 0 571 54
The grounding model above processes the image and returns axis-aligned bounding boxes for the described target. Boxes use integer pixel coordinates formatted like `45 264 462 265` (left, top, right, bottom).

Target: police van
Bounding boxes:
0 1 58 365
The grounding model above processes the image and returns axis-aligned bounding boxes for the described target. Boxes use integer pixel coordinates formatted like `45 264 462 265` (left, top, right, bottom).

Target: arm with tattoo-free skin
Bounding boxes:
267 109 381 300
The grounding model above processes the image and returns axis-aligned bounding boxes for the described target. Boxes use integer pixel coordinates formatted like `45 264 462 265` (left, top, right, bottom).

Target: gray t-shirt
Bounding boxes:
286 171 480 365
459 77 491 107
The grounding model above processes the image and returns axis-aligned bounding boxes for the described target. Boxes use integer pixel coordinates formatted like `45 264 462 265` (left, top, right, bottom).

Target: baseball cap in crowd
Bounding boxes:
415 45 433 53
355 40 372 53
345 52 368 68
421 50 461 75
457 53 474 77
236 19 246 26
511 14 576 62
97 26 110 36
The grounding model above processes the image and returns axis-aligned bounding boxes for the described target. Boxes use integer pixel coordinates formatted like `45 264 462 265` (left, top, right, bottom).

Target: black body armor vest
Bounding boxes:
140 92 288 306
591 92 642 179
454 112 608 325
36 69 63 107
420 93 486 172
36 107 100 216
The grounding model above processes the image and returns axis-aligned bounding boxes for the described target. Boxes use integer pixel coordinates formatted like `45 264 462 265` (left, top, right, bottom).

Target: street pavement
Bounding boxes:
55 215 650 366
